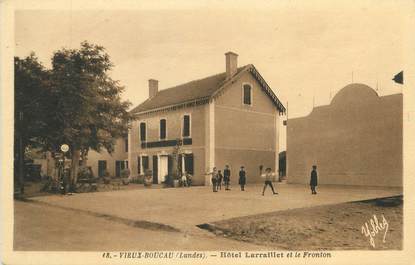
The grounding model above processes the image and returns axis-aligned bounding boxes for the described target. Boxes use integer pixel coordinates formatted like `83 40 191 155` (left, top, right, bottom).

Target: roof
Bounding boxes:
131 64 285 114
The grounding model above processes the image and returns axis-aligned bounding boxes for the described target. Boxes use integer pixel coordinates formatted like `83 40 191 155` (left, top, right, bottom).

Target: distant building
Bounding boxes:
86 138 128 178
28 138 128 179
287 83 402 187
129 52 285 185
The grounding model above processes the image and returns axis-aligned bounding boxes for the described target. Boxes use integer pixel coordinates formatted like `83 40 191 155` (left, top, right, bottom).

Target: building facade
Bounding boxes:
86 138 129 178
287 83 403 187
129 52 285 185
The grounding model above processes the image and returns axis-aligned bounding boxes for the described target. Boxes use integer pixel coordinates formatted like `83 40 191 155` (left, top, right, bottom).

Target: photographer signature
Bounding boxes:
361 214 389 248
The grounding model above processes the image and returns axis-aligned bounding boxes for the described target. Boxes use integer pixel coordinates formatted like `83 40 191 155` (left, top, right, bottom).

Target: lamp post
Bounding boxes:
60 144 69 194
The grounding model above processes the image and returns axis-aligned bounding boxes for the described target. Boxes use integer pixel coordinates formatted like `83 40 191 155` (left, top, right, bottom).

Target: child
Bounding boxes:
223 165 231 190
310 165 318 194
181 172 187 187
217 170 223 190
185 171 192 187
261 167 277 195
238 166 246 191
206 167 218 192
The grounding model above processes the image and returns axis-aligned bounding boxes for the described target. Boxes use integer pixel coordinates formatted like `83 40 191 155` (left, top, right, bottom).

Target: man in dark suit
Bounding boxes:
223 165 231 190
310 165 318 194
239 166 246 191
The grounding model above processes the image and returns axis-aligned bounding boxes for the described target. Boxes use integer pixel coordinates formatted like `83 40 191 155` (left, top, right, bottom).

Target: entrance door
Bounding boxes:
158 156 168 184
152 155 158 184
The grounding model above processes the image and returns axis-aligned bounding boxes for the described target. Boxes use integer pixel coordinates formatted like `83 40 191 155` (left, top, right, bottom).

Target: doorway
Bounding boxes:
158 155 168 184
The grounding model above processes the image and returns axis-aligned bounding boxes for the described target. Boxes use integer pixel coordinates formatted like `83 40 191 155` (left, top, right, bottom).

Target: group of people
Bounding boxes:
180 171 193 187
208 165 232 192
206 165 319 195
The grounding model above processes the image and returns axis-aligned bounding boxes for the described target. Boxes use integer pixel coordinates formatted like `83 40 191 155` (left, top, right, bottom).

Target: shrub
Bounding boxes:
163 174 174 187
121 168 130 179
129 174 144 184
78 166 93 180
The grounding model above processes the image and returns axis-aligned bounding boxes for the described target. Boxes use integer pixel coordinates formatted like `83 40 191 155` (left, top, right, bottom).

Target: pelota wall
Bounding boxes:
287 83 402 187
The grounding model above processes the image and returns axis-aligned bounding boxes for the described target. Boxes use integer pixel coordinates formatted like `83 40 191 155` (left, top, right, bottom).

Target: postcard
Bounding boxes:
1 0 415 264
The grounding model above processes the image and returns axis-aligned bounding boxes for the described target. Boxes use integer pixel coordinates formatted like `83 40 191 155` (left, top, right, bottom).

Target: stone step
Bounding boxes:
278 179 288 184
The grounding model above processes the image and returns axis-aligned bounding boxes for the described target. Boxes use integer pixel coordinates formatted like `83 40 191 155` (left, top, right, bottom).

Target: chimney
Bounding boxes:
225 51 238 79
148 79 158 98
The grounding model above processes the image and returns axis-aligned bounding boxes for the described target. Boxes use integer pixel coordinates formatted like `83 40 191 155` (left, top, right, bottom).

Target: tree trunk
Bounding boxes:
80 149 88 167
18 136 25 194
70 148 81 190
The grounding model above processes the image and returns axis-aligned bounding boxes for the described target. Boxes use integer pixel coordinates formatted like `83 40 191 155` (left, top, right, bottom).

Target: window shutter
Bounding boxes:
183 115 190 137
140 123 146 142
243 84 251 105
160 119 166 139
185 154 194 175
141 156 149 172
178 154 183 173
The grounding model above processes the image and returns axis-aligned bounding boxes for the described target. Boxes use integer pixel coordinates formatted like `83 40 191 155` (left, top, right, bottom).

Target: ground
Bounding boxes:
13 183 403 251
206 197 402 250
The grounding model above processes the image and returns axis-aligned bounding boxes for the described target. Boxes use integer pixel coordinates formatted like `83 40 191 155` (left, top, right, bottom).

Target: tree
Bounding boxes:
14 54 51 192
45 41 133 189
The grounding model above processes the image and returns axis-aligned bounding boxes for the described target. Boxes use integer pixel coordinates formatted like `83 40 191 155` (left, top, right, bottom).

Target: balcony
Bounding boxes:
141 138 192 149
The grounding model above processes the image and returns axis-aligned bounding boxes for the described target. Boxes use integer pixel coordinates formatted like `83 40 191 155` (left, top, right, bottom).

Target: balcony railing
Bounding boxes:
141 138 192 149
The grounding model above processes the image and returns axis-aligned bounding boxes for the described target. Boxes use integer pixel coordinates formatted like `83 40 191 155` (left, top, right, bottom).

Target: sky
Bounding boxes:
14 0 408 150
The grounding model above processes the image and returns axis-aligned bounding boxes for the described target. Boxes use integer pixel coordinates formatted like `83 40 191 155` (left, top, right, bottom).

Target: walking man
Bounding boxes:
261 167 278 195
310 165 318 195
239 166 246 191
223 165 231 190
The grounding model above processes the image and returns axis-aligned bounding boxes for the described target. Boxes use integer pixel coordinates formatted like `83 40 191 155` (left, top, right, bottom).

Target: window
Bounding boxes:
182 115 190 137
160 119 167 140
98 160 107 177
137 156 141 174
124 137 128 152
142 156 149 172
115 160 125 178
243 84 252 105
140 122 146 142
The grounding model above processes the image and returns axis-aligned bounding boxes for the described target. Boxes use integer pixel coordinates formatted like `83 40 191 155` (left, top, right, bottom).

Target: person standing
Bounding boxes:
207 167 218 192
261 167 278 196
185 171 192 187
223 165 231 190
181 172 187 187
238 166 246 191
310 165 318 195
217 170 223 190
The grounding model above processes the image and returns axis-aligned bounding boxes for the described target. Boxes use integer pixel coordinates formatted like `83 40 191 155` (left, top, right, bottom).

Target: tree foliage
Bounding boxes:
47 41 132 154
14 53 51 149
15 41 134 187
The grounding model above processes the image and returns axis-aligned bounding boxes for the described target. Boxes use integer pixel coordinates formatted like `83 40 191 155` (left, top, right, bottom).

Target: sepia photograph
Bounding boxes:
1 0 415 264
